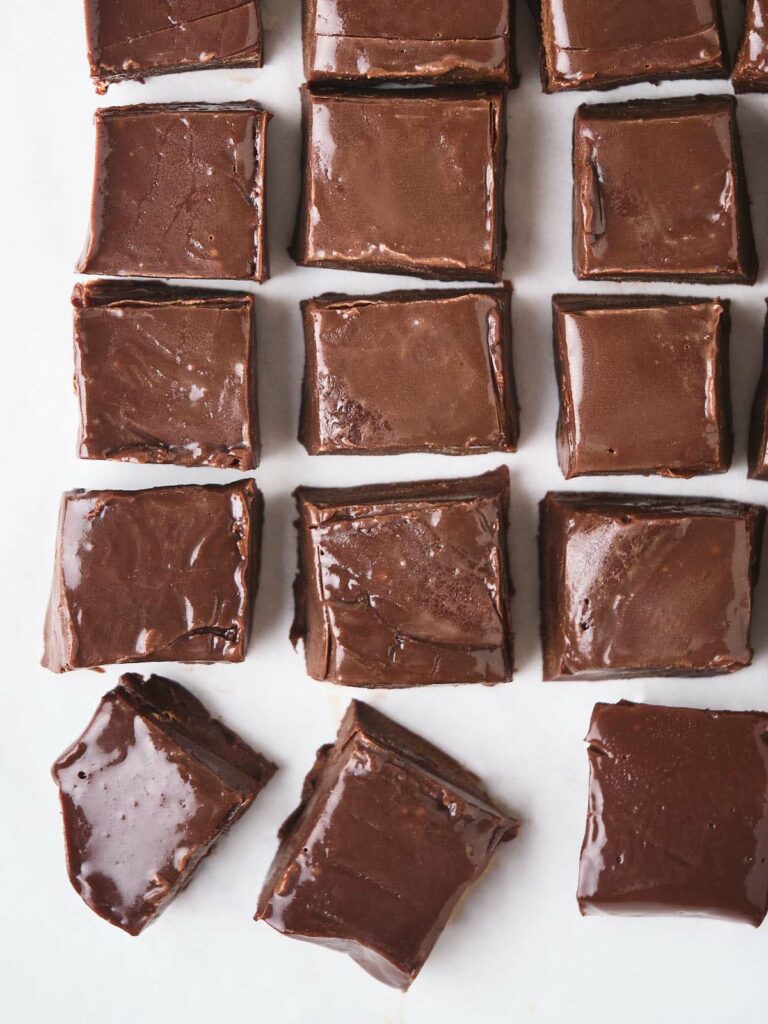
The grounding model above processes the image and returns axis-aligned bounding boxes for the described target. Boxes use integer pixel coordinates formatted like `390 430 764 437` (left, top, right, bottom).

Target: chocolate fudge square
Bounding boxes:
539 493 765 681
748 303 768 480
73 281 259 470
573 96 757 283
292 87 506 281
42 479 262 673
578 701 768 925
303 0 515 85
292 467 514 687
300 287 518 455
255 700 518 989
85 0 264 93
553 295 732 479
77 103 270 281
733 1 768 91
537 0 728 93
53 673 275 935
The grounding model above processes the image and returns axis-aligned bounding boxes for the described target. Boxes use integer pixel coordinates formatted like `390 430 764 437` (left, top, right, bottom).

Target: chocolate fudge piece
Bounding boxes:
748 304 768 480
292 87 506 281
77 103 270 281
255 700 518 989
42 479 262 673
84 0 263 93
539 493 765 681
573 96 757 284
292 467 514 687
53 673 276 935
733 1 768 91
300 287 518 455
536 0 728 93
73 281 259 470
303 0 515 85
578 701 768 924
553 295 732 479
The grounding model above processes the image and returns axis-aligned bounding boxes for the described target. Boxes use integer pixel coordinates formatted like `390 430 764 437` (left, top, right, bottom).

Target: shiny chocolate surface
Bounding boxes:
749 303 768 480
733 0 768 91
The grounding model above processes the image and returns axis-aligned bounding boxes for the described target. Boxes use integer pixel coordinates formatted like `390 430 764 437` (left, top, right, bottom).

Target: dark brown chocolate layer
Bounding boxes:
578 701 768 925
292 87 506 281
42 479 262 673
748 302 768 480
255 700 517 989
53 673 275 935
572 96 757 284
539 493 765 681
733 0 768 91
85 0 263 93
303 0 515 85
77 103 270 281
73 281 259 470
553 295 732 478
537 0 727 92
300 287 518 455
292 468 514 687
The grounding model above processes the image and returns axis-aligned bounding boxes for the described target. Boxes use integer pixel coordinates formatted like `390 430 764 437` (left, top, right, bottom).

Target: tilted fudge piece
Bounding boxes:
53 672 276 934
749 303 768 480
84 0 264 93
77 103 270 281
292 87 506 281
303 0 515 85
572 96 757 283
733 0 768 91
536 0 728 93
578 700 768 925
300 287 518 455
292 467 514 687
255 700 518 989
539 492 765 680
553 295 732 478
73 281 259 470
42 479 262 673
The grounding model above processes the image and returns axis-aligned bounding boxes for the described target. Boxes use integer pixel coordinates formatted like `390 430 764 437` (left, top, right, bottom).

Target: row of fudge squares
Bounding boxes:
76 91 760 283
41 471 766 683
71 280 768 479
53 676 768 988
84 0 768 96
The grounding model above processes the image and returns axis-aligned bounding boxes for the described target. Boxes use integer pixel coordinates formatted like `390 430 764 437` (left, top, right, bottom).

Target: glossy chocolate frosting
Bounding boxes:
42 479 262 673
748 302 768 480
553 295 732 479
77 103 270 281
303 0 514 85
539 492 765 681
85 0 263 93
292 467 514 687
292 87 506 281
733 0 768 91
53 673 276 934
538 0 727 92
300 287 518 455
573 96 757 284
578 701 768 925
73 281 259 470
255 700 518 989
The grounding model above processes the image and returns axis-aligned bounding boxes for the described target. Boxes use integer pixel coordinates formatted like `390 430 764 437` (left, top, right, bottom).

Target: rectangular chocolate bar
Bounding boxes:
292 87 506 281
73 281 259 470
42 479 262 673
536 0 728 92
303 0 515 85
749 302 768 480
733 0 768 91
255 700 518 989
85 0 264 93
292 468 514 687
572 96 757 284
300 287 518 455
539 492 765 680
578 701 768 925
553 295 732 478
77 103 270 281
54 673 275 934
